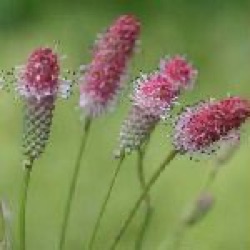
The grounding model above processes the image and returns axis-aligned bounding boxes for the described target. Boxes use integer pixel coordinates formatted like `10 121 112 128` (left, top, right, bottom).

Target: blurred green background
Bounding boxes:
0 0 250 249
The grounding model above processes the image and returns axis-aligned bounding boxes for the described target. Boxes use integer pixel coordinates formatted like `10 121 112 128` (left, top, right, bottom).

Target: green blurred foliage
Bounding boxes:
0 0 249 249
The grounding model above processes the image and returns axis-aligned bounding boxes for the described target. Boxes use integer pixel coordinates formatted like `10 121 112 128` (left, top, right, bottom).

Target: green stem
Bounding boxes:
168 225 186 250
59 117 92 250
109 150 178 250
135 147 152 250
201 166 219 192
88 155 125 250
137 145 151 209
19 159 33 250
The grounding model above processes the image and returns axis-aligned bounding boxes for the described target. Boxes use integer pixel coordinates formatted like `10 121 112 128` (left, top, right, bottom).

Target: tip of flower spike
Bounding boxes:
133 72 179 118
110 14 141 39
16 47 60 99
160 55 197 90
117 14 139 22
173 96 250 156
93 14 141 56
14 46 73 100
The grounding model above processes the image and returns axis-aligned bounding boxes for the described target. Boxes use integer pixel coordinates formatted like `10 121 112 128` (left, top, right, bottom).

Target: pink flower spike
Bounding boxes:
133 73 179 118
116 72 179 155
173 96 250 155
80 14 141 117
17 47 60 99
160 55 197 90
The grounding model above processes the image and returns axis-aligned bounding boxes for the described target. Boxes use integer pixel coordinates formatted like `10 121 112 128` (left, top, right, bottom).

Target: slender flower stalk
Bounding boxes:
0 200 12 249
159 55 197 90
19 160 33 250
88 155 125 250
59 117 92 250
136 140 151 208
109 150 178 250
135 144 153 250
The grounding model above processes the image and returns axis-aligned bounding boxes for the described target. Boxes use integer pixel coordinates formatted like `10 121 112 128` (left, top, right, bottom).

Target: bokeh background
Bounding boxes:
0 0 250 249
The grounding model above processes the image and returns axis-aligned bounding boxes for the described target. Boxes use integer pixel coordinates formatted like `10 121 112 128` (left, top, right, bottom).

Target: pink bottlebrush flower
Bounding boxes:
160 55 197 89
2 46 71 163
116 72 179 155
17 47 64 161
133 73 179 119
117 72 177 155
16 47 60 99
173 96 250 155
80 14 141 117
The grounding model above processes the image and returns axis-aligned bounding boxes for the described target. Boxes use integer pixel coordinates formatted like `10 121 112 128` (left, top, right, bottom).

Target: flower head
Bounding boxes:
133 73 179 118
80 14 141 117
4 46 71 163
94 14 140 56
160 55 197 89
117 71 178 156
173 96 250 155
17 47 60 99
16 46 67 162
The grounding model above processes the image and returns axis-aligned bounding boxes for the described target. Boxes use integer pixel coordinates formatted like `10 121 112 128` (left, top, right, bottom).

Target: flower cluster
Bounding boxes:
15 47 72 99
80 14 141 117
18 47 62 162
0 13 249 250
133 73 178 118
116 56 197 156
160 55 197 90
173 96 250 155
